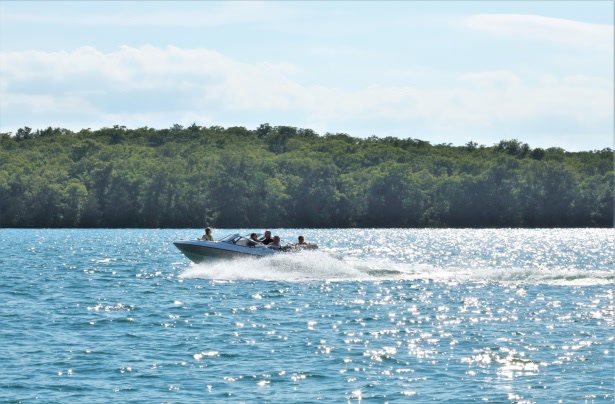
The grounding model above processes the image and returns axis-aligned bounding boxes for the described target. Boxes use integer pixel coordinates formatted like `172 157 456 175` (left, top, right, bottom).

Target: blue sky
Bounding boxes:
0 1 612 151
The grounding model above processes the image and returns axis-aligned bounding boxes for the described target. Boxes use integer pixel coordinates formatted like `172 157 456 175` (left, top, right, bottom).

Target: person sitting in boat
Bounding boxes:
296 235 307 246
268 235 282 249
261 230 274 245
200 227 213 241
248 233 263 245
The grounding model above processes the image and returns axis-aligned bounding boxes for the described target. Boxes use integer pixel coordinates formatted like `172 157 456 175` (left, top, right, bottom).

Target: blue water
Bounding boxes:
1 228 613 402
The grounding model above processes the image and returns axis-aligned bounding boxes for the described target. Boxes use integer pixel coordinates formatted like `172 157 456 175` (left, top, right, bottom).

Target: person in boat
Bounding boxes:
261 230 274 245
249 233 263 244
268 235 282 249
200 227 214 241
296 235 307 246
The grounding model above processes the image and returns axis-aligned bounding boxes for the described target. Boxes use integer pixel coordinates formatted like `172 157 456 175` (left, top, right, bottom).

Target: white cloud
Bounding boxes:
459 71 612 123
2 45 224 83
461 71 523 90
0 45 612 150
3 93 95 115
465 14 613 50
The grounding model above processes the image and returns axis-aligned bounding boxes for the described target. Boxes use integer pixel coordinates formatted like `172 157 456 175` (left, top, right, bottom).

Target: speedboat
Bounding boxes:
173 233 318 263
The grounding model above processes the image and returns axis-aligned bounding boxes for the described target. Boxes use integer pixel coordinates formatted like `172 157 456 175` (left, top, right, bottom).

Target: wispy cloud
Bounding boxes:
465 14 613 50
1 1 281 27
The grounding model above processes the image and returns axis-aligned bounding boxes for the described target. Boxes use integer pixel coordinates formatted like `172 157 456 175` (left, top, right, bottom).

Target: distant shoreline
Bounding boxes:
1 125 613 229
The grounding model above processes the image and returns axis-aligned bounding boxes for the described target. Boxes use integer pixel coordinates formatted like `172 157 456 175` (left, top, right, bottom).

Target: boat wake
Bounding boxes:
178 251 613 286
180 251 361 281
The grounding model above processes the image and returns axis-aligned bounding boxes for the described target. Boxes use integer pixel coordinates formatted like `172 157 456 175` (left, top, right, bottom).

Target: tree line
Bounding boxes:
0 124 612 228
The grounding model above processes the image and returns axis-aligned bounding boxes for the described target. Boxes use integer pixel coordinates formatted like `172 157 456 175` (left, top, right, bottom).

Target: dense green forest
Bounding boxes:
0 124 613 228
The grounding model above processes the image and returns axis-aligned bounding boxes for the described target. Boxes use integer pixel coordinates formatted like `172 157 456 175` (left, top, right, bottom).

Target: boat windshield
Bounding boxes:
219 234 242 243
218 233 292 247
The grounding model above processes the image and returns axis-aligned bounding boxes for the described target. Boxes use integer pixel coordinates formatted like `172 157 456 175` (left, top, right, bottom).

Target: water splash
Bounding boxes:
180 251 364 281
179 251 613 286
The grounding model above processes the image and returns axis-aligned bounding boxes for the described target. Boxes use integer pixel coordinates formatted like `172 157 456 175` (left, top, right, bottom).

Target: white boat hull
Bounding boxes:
173 240 277 263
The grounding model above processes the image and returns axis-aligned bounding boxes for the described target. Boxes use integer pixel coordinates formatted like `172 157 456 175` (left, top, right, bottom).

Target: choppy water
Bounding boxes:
1 228 613 402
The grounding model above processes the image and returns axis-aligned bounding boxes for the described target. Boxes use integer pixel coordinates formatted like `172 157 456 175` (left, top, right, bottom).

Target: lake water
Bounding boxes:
1 228 613 402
